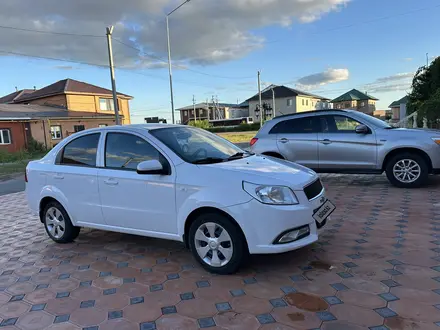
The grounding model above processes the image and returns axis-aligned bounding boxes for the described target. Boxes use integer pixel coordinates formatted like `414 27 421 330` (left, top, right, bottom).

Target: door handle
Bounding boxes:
54 174 64 180
104 179 119 186
279 138 288 144
320 139 332 145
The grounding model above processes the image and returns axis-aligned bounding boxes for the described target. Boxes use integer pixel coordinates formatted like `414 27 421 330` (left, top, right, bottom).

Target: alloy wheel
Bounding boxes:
45 207 66 239
194 222 233 267
393 159 421 183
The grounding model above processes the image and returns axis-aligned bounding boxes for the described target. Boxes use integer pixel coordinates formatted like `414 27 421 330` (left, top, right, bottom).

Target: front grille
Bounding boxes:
304 179 323 200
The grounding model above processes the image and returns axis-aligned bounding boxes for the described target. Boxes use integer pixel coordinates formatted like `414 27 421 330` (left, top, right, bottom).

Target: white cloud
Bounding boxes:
0 0 350 68
363 72 414 93
296 68 349 89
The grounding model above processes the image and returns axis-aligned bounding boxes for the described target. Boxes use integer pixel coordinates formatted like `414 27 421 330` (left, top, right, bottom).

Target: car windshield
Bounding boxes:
150 127 250 164
352 111 393 129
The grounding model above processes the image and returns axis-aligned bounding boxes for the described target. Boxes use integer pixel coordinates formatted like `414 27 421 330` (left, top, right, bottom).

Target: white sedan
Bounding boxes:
26 124 334 274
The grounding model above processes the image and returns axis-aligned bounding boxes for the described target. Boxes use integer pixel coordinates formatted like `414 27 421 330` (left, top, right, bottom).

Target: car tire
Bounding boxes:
42 201 80 243
385 153 429 188
188 213 247 275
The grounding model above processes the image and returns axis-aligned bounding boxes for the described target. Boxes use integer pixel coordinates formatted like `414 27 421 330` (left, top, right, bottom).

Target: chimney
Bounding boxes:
15 86 18 92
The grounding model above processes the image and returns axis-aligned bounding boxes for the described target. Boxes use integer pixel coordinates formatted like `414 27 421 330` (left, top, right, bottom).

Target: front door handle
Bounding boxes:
279 138 288 144
104 179 119 186
54 174 64 180
320 139 332 145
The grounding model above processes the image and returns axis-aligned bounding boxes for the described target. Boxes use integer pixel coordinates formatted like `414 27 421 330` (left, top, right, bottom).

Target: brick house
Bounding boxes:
331 89 378 115
0 79 133 151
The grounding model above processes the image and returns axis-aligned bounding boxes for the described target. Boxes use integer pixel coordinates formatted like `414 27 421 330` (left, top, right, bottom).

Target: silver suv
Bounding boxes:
250 110 440 188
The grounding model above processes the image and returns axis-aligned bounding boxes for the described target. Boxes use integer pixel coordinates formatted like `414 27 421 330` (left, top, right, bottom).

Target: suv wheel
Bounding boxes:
385 153 429 188
43 201 80 243
188 213 247 274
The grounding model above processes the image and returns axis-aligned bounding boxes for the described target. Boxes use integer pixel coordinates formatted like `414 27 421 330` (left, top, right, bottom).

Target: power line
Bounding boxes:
0 25 104 38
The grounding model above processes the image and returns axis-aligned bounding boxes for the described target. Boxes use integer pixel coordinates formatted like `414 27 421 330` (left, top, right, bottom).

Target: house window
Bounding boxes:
360 101 365 107
302 99 305 106
183 110 188 116
0 129 11 145
74 125 85 132
287 99 293 107
50 126 62 140
99 98 115 111
306 100 309 106
98 124 108 128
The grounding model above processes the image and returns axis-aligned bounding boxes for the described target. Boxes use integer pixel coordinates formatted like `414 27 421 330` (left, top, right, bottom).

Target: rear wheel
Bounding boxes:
385 153 429 188
188 213 247 274
43 201 80 243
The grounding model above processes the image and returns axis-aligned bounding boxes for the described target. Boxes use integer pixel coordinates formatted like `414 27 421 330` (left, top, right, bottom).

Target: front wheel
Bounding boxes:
385 153 429 188
188 213 247 275
43 201 80 243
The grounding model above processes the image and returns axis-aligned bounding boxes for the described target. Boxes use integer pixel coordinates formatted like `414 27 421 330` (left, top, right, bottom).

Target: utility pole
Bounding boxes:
106 26 120 125
258 70 262 127
271 87 276 117
193 95 197 121
426 53 429 67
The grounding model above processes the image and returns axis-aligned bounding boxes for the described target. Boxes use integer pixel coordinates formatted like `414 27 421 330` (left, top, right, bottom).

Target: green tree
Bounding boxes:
407 57 440 125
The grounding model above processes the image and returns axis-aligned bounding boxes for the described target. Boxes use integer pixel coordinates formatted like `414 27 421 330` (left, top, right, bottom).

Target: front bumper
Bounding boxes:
224 190 330 254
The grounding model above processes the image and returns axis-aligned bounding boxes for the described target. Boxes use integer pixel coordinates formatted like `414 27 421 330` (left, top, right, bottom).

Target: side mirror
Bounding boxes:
355 124 369 134
136 160 164 175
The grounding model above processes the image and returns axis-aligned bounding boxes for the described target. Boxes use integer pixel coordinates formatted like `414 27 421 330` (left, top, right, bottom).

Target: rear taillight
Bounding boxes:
25 169 28 183
250 137 258 146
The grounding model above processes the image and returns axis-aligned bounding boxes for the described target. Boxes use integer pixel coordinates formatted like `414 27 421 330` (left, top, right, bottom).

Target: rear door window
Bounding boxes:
319 115 363 133
269 116 320 134
60 133 100 167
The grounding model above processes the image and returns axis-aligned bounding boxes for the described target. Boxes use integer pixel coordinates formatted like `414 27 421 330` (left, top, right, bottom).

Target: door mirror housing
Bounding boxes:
355 124 369 134
136 160 165 175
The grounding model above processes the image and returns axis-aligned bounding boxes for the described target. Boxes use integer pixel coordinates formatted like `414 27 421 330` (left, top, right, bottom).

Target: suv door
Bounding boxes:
272 115 320 169
317 114 377 170
98 132 177 235
51 133 105 226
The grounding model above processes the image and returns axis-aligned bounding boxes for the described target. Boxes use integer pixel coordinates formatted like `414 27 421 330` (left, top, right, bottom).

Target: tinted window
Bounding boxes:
269 117 319 134
61 133 100 167
105 133 161 170
320 115 362 133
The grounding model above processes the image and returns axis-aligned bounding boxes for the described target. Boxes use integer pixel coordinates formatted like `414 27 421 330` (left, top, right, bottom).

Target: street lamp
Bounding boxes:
166 0 191 124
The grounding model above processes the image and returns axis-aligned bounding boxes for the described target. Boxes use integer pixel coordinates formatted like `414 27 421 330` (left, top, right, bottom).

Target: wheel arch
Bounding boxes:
382 147 433 172
183 206 248 252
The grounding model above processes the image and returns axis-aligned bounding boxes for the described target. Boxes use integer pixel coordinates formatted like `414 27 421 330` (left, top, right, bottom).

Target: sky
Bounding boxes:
0 0 439 124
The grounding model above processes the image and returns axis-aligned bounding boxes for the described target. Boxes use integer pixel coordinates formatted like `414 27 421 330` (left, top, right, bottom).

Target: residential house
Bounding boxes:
389 96 409 122
177 102 249 125
331 89 378 114
245 85 331 122
0 79 133 151
373 109 392 119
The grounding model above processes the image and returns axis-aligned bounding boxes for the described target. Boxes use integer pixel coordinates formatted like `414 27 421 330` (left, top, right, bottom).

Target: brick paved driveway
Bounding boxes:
0 175 440 330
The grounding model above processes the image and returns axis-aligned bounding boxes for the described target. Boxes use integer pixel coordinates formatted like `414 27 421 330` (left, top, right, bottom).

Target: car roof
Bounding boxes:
273 109 349 120
79 124 184 134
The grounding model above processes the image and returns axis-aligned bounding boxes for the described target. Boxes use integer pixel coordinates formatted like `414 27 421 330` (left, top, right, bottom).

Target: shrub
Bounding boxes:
27 138 47 154
188 120 212 129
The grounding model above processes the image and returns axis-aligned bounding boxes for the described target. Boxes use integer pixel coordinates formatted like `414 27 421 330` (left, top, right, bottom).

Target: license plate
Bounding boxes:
313 200 336 224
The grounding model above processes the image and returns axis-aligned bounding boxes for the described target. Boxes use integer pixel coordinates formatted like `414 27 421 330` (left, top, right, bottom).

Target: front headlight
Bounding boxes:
432 138 440 146
243 181 299 205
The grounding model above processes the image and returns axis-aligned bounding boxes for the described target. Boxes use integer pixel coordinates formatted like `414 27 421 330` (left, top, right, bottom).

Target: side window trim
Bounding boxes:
103 131 172 174
56 133 101 168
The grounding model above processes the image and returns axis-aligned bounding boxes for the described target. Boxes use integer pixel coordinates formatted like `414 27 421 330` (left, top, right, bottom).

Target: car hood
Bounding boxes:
198 155 318 190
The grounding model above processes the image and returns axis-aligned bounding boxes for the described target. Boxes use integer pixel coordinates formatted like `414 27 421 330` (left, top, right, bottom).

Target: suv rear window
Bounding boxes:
269 116 320 134
60 133 100 167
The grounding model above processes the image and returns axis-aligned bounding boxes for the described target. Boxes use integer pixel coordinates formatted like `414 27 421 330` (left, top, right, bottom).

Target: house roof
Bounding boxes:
0 89 35 104
0 104 119 120
389 95 409 108
12 78 132 103
331 89 379 103
245 85 330 102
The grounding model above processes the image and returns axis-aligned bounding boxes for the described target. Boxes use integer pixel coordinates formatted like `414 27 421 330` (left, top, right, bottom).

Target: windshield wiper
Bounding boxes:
384 126 398 129
192 157 225 164
227 152 254 161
